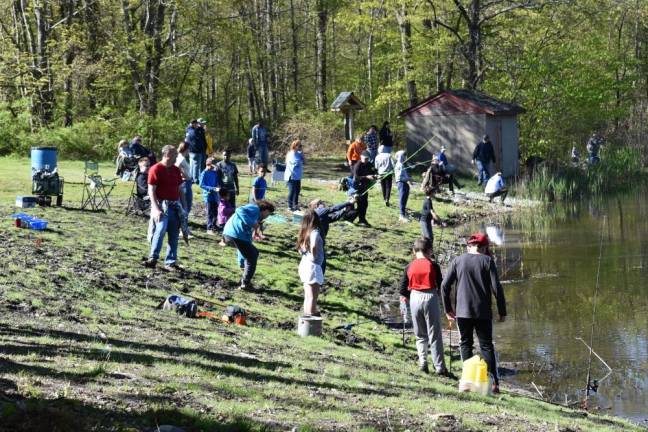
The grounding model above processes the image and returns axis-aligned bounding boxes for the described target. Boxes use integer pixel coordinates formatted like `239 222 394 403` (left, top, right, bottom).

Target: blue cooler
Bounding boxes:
31 146 58 173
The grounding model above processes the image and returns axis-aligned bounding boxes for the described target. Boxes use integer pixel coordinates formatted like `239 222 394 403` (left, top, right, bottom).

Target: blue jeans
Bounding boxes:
397 181 410 217
189 152 205 184
476 160 490 185
257 144 269 166
182 180 193 214
287 178 301 210
149 201 181 265
206 200 218 230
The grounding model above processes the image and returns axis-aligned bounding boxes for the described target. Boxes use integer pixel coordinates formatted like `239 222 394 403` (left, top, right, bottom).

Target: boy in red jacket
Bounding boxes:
400 238 453 377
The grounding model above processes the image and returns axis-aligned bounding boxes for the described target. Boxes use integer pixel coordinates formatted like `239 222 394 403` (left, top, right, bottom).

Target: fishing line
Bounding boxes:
356 136 437 197
584 215 606 407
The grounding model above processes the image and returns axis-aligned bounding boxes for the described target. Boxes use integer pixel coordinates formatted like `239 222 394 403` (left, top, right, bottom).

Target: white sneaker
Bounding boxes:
399 216 410 223
207 230 215 235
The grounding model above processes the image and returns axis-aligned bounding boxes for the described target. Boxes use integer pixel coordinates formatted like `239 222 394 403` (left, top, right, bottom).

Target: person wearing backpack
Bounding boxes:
215 149 239 207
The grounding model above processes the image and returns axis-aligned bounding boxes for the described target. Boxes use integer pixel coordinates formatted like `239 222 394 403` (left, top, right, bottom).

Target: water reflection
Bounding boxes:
470 188 648 422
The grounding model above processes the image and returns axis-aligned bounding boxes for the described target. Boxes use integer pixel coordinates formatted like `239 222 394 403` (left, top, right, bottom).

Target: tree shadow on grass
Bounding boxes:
0 395 269 432
0 323 395 398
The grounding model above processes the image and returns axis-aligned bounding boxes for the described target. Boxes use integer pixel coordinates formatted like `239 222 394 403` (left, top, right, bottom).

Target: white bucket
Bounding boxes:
297 315 323 337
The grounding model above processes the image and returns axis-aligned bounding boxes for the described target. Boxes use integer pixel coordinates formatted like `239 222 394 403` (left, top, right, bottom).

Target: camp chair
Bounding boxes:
125 169 150 217
80 161 116 210
271 159 285 186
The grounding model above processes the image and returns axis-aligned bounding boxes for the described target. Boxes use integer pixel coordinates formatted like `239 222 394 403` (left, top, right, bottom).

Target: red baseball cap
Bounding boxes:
467 232 490 247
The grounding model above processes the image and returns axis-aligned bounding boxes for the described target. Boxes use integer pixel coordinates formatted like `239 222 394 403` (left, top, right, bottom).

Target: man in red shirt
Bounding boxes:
399 238 453 377
145 145 186 270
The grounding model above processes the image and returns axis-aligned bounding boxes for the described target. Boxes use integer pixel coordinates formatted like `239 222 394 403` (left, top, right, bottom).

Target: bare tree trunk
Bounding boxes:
266 0 278 121
121 0 146 113
466 0 481 89
315 0 328 111
290 0 299 96
82 0 100 111
62 0 76 126
395 3 417 106
142 0 167 118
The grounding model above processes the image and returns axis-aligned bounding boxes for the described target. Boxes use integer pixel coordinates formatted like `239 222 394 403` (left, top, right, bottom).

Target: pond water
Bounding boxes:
468 189 648 423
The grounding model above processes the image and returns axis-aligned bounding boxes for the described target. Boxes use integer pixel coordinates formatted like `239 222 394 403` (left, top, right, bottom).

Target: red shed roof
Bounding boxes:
398 89 525 117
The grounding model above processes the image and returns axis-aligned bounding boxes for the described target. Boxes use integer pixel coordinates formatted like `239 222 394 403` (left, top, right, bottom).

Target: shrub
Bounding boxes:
274 110 346 157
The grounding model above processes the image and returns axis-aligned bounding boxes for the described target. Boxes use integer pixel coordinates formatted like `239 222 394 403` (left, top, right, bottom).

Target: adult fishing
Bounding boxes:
355 135 437 198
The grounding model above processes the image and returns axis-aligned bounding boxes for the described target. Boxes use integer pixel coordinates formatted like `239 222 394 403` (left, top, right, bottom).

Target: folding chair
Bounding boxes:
80 161 116 210
125 169 150 217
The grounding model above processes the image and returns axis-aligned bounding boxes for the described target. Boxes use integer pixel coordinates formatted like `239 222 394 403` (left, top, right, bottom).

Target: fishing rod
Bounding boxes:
583 215 606 408
356 136 437 197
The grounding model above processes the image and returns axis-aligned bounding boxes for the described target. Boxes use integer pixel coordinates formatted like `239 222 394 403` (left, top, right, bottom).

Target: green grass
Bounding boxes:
0 157 640 431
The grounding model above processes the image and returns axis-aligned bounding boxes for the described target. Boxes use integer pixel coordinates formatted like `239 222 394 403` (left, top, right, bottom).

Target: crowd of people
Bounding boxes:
118 119 508 392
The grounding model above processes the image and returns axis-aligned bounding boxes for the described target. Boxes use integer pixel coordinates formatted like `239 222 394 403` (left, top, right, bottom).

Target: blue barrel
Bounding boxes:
31 147 58 173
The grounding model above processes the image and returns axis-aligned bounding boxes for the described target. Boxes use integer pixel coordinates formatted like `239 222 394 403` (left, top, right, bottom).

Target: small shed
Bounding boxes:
398 89 525 178
330 92 365 143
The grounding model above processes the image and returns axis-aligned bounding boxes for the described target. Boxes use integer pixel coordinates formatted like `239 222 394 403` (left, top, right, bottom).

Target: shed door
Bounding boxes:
494 119 503 173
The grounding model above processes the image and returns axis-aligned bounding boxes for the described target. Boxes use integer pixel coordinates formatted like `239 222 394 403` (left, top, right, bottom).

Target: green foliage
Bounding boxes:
516 148 645 201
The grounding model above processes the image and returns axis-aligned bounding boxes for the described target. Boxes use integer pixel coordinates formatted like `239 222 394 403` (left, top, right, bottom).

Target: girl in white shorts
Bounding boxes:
297 210 324 316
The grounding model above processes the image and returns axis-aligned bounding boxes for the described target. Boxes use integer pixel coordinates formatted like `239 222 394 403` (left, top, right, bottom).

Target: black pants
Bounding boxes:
224 188 236 207
420 218 433 243
206 201 218 231
356 192 369 223
380 174 392 204
287 179 301 210
456 317 499 384
224 235 258 284
445 174 461 193
487 188 508 203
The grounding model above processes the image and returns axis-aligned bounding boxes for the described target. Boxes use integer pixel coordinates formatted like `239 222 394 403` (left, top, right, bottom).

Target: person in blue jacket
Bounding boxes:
284 139 305 211
223 200 276 289
199 157 221 235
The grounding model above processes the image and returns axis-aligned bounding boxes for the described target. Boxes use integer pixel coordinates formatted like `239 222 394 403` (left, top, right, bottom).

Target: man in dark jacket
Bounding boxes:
441 232 507 393
472 135 495 185
129 135 155 163
185 119 207 184
351 151 377 227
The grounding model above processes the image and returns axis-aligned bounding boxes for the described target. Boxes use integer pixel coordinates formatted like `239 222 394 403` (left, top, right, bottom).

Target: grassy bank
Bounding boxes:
0 156 639 431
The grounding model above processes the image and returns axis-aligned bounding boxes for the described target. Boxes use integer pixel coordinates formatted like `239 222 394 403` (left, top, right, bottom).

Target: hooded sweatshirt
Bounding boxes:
374 147 394 175
394 151 410 183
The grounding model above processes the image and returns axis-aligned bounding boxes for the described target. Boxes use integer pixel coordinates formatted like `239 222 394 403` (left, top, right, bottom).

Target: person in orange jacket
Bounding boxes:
346 134 367 172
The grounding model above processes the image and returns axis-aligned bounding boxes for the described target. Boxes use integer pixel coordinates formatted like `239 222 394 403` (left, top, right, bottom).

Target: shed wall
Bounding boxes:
405 113 486 176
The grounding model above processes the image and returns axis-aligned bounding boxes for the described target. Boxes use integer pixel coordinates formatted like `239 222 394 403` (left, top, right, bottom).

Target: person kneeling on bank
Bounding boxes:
484 172 508 204
399 238 454 377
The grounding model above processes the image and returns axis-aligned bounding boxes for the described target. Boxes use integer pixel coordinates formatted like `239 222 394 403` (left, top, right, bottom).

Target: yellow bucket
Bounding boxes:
459 355 490 395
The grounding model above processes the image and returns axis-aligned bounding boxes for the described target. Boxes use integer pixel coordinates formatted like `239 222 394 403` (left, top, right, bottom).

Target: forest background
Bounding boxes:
0 0 646 163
